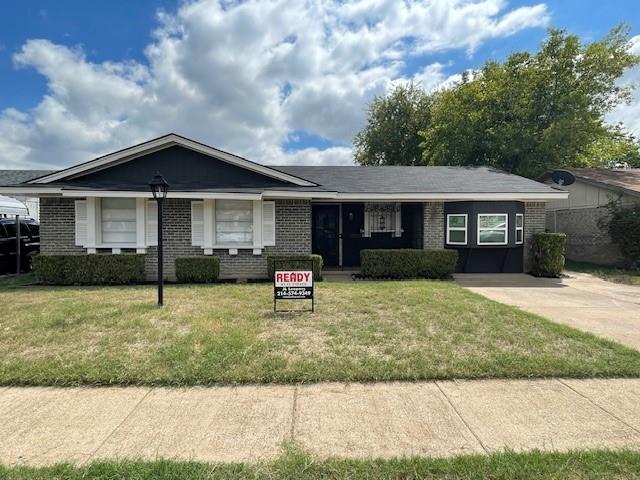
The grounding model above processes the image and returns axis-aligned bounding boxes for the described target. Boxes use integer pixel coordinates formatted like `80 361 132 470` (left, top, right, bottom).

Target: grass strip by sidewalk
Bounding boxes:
2 280 640 386
2 449 640 479
566 260 640 286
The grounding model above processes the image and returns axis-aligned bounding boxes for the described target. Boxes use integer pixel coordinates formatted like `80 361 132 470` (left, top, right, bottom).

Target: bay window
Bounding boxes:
516 213 524 244
446 214 467 245
215 200 253 246
477 214 508 245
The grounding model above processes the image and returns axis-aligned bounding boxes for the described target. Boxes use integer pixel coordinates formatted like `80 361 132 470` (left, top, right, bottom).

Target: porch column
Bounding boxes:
423 202 444 250
523 201 546 272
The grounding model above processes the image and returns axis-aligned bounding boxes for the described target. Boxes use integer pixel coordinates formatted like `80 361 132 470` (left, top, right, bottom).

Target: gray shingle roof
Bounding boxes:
0 165 560 195
0 170 55 186
273 166 559 194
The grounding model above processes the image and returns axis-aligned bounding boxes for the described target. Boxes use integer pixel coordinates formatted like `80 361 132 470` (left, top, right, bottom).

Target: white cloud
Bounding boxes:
0 0 550 169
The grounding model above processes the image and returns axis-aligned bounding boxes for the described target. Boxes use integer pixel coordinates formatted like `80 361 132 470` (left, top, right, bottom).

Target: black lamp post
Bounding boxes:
149 172 169 305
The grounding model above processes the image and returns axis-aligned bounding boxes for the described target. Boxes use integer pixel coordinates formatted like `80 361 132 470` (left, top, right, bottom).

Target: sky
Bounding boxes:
0 0 639 170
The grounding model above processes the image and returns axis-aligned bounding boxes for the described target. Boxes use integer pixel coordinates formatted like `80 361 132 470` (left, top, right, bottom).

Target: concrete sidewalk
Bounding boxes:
1 378 640 466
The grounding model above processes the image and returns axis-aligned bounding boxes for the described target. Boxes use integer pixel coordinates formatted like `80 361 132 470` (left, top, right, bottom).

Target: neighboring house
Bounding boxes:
0 170 53 221
540 168 640 265
0 134 566 280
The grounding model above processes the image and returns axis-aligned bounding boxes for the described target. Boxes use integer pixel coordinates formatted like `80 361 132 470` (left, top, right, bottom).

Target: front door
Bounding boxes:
341 203 364 267
312 205 339 267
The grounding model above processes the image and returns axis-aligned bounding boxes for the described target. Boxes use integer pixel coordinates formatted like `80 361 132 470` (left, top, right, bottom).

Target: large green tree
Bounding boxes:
420 25 639 178
353 26 639 178
354 83 432 166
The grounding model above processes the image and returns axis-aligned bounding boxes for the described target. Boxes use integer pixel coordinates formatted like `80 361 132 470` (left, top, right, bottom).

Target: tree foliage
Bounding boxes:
353 25 640 178
354 83 432 166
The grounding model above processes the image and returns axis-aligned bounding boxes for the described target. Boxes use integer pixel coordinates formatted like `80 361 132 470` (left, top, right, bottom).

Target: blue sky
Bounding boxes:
0 0 639 168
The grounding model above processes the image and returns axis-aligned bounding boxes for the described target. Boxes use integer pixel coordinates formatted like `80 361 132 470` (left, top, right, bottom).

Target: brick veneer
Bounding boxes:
524 201 546 271
39 197 85 255
547 206 624 265
39 197 311 281
423 202 444 249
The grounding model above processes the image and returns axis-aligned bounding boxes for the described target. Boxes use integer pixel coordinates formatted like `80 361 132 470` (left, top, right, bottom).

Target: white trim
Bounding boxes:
29 134 317 187
446 214 468 245
0 187 63 195
263 190 338 199
477 213 509 246
515 213 524 245
0 187 566 202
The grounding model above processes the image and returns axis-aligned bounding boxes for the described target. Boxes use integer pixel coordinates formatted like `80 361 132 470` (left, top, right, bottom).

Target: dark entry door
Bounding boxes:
312 205 339 267
341 203 364 267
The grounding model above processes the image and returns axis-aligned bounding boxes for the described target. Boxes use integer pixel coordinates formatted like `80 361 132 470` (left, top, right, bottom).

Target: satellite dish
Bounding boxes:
551 170 575 186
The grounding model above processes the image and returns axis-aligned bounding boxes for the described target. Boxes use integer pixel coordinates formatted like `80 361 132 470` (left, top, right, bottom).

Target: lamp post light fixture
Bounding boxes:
149 172 170 306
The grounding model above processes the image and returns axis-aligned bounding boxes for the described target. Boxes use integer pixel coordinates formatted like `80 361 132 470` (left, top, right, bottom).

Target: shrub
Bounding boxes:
360 249 458 279
530 233 566 277
267 254 323 281
33 254 146 285
606 203 640 269
175 256 220 283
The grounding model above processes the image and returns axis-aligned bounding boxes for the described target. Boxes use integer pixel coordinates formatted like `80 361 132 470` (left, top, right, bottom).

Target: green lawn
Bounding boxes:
1 278 640 385
2 449 640 479
566 260 640 286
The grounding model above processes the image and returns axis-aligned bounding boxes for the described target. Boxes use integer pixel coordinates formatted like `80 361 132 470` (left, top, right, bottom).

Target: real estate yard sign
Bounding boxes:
274 260 314 312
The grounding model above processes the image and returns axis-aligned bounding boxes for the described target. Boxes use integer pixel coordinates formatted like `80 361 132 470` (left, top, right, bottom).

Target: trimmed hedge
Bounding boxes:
360 249 458 279
267 254 323 281
175 256 220 283
33 254 146 285
530 233 566 277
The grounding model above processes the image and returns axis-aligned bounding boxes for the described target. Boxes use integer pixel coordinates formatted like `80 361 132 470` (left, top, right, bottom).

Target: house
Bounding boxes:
540 168 640 265
0 170 52 221
0 134 567 280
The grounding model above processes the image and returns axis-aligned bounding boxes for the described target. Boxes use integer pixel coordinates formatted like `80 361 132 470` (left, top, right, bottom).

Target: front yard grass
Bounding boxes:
1 280 640 385
2 449 640 479
566 260 640 286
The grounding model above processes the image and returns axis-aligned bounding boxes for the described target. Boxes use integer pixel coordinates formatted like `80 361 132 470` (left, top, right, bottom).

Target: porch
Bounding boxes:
311 202 424 268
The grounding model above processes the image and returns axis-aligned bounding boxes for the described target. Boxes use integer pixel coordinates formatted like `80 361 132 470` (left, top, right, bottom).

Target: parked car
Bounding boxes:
0 218 40 273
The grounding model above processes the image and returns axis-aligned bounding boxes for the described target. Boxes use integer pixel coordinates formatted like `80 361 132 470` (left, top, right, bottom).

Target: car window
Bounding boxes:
26 223 39 236
19 222 31 236
3 222 16 237
0 224 7 239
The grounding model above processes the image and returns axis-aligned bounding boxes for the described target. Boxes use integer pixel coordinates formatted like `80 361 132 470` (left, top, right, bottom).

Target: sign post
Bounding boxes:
274 259 314 313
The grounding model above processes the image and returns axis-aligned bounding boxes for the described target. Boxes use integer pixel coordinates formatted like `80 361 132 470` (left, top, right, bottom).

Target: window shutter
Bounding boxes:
74 200 87 246
146 200 158 246
191 201 204 246
262 201 276 246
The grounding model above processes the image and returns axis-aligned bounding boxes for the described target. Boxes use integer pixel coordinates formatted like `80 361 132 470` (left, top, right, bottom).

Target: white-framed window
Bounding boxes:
215 199 253 246
477 214 508 245
446 214 467 245
100 198 137 244
515 213 524 244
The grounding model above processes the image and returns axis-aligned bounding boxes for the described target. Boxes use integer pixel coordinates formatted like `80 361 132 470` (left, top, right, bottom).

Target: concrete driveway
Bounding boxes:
455 272 640 350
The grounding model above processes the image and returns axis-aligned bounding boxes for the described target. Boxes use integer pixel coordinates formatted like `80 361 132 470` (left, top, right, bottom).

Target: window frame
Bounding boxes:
477 213 509 246
214 199 254 247
446 213 468 246
98 197 138 246
515 213 524 245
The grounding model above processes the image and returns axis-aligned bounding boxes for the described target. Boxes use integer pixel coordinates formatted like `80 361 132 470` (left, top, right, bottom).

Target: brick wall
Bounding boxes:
423 202 444 249
39 197 311 281
39 197 85 255
524 201 546 271
547 206 624 265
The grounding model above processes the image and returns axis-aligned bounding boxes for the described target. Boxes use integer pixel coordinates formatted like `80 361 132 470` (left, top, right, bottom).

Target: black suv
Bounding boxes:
0 218 40 273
